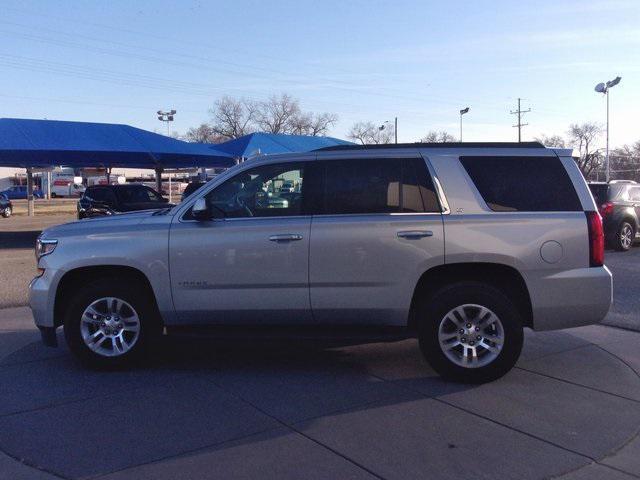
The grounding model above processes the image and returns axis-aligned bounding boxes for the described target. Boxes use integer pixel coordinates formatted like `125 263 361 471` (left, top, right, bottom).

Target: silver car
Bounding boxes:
29 142 612 383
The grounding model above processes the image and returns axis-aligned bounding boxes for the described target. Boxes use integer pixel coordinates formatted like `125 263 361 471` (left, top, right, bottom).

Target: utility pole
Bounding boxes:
394 117 398 144
510 98 531 142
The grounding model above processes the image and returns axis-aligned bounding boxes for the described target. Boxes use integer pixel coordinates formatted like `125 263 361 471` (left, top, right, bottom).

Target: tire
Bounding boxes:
64 278 161 368
417 282 524 384
51 193 57 198
1 206 10 218
615 222 634 251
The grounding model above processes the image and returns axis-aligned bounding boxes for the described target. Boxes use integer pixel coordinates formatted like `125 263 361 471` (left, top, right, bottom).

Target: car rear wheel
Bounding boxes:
64 278 160 368
1 206 11 218
418 282 523 383
615 222 634 251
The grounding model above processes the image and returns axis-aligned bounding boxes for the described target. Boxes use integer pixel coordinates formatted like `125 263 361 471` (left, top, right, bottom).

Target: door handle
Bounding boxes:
269 234 303 242
397 230 433 239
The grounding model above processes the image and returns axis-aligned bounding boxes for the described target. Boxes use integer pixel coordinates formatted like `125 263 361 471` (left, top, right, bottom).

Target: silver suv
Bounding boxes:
29 142 612 383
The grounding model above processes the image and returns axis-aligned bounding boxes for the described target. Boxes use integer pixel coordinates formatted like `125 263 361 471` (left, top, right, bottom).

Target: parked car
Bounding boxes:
77 184 171 219
0 185 44 200
30 142 612 383
0 193 12 218
588 180 640 251
181 181 206 201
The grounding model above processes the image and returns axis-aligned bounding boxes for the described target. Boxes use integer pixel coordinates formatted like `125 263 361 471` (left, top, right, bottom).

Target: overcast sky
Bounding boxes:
0 0 638 146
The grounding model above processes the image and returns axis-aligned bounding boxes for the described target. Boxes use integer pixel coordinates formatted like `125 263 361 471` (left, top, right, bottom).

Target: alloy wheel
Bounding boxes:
80 297 141 357
438 304 504 368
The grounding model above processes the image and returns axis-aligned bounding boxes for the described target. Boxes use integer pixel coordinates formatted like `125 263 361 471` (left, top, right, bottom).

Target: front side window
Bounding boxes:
628 187 640 202
460 156 582 212
198 163 305 219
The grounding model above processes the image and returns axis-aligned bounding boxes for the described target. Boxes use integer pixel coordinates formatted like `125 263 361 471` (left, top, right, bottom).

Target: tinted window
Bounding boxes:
588 184 609 204
321 158 440 215
460 156 582 212
117 186 163 204
86 187 117 204
196 163 305 219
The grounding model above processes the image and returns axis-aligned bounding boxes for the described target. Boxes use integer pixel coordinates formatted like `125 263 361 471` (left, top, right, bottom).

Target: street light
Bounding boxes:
459 107 470 142
379 117 398 144
157 109 177 201
594 77 621 183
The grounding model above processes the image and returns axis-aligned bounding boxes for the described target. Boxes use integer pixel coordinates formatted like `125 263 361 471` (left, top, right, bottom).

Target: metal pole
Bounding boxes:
394 117 398 144
155 167 163 195
169 173 172 203
460 113 463 142
46 171 51 200
606 89 610 183
26 167 34 216
517 98 522 143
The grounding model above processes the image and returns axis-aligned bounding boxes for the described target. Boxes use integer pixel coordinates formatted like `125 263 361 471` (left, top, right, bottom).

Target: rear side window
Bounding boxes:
588 184 609 204
628 187 640 202
460 156 582 212
321 158 440 215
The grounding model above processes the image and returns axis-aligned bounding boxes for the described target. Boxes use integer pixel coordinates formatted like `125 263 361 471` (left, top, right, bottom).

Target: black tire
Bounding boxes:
615 222 634 251
64 277 161 368
1 206 10 218
417 282 524 384
51 192 57 198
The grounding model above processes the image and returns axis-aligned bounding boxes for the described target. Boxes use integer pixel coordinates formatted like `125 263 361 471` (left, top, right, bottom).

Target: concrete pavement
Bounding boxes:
0 307 639 479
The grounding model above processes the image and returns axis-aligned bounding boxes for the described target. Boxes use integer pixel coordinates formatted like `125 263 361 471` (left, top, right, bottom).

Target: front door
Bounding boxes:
169 161 313 325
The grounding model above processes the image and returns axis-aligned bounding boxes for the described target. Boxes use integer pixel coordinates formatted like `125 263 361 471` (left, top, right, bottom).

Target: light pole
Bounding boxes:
459 107 469 142
594 77 621 183
157 109 176 200
379 117 398 144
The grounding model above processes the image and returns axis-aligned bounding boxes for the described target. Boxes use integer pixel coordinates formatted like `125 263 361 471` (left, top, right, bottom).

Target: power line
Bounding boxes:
510 98 531 142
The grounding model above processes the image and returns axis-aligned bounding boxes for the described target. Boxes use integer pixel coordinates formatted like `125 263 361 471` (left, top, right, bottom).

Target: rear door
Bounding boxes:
628 186 640 231
309 153 445 326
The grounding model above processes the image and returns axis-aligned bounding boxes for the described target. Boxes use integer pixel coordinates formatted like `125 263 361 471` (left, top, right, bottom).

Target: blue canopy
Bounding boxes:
214 132 353 158
0 118 235 169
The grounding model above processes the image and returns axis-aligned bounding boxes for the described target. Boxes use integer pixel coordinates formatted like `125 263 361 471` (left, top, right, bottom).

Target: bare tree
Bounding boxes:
534 134 566 148
255 94 300 134
183 123 225 143
209 96 258 140
611 141 640 182
421 130 457 143
347 121 393 145
290 111 338 136
567 123 603 178
207 94 337 138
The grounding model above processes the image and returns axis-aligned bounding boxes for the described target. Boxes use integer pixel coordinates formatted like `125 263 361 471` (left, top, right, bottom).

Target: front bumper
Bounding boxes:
28 267 61 330
527 266 613 331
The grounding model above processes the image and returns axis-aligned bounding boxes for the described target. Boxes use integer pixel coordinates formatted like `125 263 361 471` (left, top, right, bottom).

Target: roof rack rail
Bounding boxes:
315 141 545 152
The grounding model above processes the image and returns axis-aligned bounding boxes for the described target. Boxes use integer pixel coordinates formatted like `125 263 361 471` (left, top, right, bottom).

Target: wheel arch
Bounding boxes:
409 262 533 330
54 265 162 328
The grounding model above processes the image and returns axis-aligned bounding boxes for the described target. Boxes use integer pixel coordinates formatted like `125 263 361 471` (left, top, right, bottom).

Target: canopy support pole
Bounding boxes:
46 171 51 200
155 167 163 195
106 167 112 185
26 167 34 217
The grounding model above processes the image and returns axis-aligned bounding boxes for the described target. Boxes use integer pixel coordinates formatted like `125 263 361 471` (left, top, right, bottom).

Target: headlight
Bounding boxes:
36 237 58 260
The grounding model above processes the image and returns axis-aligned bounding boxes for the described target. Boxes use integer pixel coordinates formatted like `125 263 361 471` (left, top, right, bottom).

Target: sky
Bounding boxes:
0 0 638 147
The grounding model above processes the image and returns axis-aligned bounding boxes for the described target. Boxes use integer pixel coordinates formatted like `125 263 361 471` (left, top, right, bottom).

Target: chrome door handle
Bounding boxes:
397 230 433 239
269 234 303 242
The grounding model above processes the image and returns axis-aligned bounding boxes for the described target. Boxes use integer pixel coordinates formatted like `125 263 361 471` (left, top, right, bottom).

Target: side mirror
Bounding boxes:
192 197 211 221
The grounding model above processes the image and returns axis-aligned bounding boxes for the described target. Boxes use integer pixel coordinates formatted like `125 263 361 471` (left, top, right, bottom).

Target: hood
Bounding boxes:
41 209 165 239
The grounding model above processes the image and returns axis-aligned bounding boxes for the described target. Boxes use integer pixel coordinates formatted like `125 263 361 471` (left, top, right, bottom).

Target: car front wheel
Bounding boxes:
64 278 160 368
1 206 11 218
418 282 524 383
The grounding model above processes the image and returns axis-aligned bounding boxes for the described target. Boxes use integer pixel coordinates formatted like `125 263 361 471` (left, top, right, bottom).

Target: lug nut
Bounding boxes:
469 341 475 346
461 337 467 342
476 335 481 340
459 329 464 334
475 327 480 332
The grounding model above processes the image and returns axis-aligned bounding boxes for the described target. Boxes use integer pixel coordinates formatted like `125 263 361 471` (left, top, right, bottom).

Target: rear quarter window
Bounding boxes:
460 156 582 212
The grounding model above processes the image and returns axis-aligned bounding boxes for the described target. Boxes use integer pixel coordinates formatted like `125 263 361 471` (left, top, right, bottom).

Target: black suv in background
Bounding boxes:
588 180 640 251
77 184 171 219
